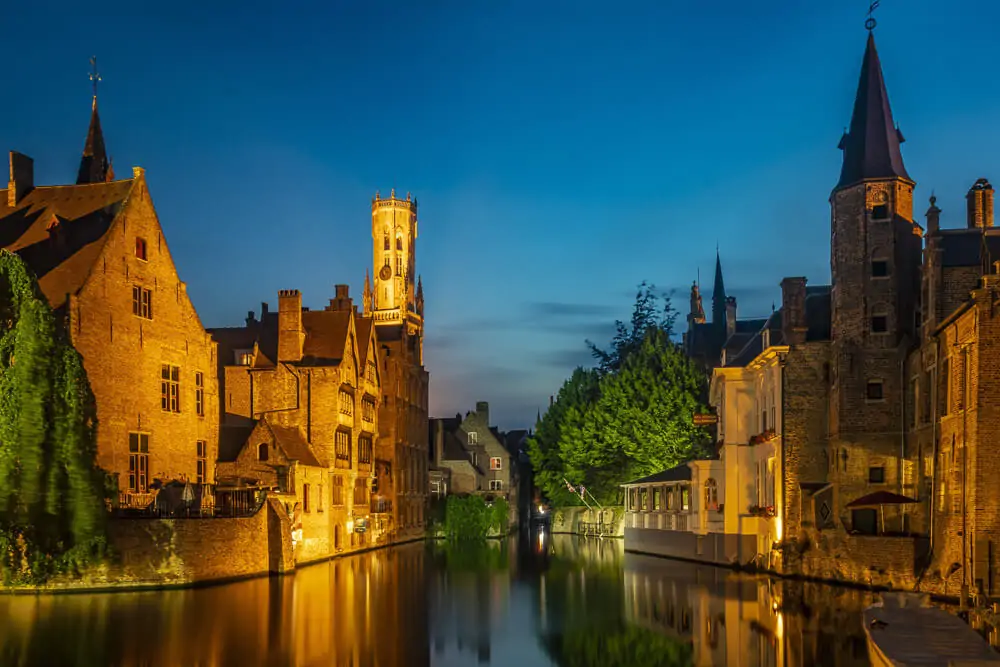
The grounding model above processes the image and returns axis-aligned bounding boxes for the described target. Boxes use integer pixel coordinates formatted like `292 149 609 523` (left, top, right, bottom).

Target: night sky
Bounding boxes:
2 1 999 430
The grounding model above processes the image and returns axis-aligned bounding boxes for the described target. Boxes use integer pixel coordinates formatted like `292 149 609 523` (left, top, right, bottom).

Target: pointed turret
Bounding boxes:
711 250 726 330
689 281 706 325
363 269 372 314
416 275 424 315
835 32 910 191
77 97 111 184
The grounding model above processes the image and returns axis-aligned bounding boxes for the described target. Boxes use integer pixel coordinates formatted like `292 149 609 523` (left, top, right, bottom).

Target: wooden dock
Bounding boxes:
864 593 1000 667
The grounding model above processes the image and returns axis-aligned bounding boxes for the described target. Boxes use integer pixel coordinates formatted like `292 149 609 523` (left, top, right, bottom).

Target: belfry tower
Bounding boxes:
365 189 424 362
829 29 922 490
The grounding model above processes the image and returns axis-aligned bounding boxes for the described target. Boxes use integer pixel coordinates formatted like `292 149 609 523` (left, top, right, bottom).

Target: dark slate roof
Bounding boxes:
623 463 692 486
938 229 1000 269
0 179 135 309
441 430 468 462
209 308 352 369
302 310 351 365
723 285 831 367
268 423 323 468
836 33 910 190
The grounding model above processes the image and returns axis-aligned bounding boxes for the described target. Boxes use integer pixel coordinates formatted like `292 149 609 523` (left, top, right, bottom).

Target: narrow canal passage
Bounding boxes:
0 532 874 666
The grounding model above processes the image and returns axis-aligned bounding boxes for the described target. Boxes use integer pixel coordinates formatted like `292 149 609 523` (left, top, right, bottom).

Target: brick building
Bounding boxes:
211 286 385 561
363 189 430 542
702 29 1000 599
1 96 219 504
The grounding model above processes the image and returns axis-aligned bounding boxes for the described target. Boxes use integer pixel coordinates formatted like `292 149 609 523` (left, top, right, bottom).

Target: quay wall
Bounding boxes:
551 506 625 537
625 527 756 567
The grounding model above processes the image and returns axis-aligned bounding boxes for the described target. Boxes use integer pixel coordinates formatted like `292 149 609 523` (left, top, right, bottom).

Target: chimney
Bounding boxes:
277 289 305 362
476 401 490 426
245 310 256 327
7 152 34 207
725 296 737 340
434 420 444 464
261 302 269 318
967 179 994 229
780 277 808 345
326 284 353 312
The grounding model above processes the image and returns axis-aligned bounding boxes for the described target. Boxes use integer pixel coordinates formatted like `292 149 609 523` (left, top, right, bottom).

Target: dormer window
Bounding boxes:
235 349 253 366
135 237 148 261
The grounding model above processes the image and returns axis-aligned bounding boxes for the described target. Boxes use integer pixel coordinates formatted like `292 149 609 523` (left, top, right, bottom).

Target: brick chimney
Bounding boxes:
780 277 808 345
326 284 354 312
476 401 490 426
967 178 994 229
7 152 33 207
725 296 737 340
277 289 305 362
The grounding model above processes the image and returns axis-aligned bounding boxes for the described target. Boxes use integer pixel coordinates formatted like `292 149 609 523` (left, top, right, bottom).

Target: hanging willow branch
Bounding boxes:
0 250 107 583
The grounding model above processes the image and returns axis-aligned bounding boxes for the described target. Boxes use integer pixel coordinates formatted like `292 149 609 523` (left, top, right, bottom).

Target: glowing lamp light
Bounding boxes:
346 519 355 534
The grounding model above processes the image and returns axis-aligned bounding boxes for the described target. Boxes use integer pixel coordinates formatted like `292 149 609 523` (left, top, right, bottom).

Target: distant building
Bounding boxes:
1 95 219 505
429 402 517 527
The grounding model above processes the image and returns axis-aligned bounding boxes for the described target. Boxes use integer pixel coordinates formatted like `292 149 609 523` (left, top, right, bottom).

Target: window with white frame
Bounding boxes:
468 431 478 445
490 457 502 470
489 479 503 491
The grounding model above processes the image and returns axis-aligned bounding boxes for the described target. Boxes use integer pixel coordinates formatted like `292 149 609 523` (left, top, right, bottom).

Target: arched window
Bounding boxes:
383 234 390 251
258 443 269 461
396 236 403 251
704 478 718 511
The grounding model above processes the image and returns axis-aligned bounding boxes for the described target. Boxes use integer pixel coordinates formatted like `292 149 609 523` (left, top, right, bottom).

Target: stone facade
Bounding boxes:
1 104 219 503
210 287 386 562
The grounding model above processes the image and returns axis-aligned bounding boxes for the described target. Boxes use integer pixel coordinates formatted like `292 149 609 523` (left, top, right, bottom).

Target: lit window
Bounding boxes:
468 432 478 445
128 432 150 493
135 237 148 261
704 478 719 511
490 457 502 471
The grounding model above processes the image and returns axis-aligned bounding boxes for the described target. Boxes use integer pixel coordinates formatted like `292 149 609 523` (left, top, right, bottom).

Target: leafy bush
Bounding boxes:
442 495 510 541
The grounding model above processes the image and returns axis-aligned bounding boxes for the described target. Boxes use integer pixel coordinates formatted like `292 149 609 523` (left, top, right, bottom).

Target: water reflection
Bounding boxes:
0 531 874 666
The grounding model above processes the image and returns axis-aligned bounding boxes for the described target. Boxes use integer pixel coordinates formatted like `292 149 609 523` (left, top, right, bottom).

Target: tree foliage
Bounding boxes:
529 283 711 506
442 495 509 541
0 250 107 583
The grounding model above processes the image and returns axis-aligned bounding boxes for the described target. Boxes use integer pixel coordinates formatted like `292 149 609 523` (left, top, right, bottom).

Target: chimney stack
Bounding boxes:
926 195 941 235
780 277 808 345
245 310 255 327
476 401 490 426
7 152 33 207
277 289 305 362
725 296 737 340
967 178 994 229
326 284 354 312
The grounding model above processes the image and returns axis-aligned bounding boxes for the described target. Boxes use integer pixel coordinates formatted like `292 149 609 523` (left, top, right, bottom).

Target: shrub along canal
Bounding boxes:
0 530 876 666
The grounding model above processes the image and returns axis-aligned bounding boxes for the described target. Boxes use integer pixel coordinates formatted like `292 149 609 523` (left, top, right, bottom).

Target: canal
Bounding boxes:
0 530 875 666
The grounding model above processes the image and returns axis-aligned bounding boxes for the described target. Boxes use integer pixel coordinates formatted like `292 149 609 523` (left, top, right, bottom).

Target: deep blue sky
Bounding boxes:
3 2 999 430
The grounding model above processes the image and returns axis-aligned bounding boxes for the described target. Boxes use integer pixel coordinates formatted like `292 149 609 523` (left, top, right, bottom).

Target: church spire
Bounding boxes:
77 57 111 185
835 32 910 191
363 269 372 314
416 275 424 315
711 249 726 328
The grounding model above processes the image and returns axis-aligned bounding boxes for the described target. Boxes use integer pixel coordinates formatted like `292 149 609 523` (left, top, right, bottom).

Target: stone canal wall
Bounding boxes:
551 506 625 536
625 527 756 567
4 497 295 593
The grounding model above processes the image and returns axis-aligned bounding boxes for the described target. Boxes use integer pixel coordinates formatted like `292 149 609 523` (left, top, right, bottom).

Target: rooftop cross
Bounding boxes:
89 56 101 99
866 0 880 32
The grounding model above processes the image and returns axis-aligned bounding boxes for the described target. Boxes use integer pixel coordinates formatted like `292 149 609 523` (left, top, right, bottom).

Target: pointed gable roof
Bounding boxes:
77 98 111 185
836 33 911 190
0 178 135 308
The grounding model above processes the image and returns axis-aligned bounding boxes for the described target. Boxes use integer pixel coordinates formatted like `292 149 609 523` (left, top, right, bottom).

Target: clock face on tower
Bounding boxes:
379 265 391 281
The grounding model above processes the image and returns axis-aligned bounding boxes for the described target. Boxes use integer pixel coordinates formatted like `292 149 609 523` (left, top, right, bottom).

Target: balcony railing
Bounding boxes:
112 485 262 519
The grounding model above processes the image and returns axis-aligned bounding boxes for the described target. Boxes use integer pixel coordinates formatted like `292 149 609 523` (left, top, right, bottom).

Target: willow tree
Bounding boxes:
0 250 106 582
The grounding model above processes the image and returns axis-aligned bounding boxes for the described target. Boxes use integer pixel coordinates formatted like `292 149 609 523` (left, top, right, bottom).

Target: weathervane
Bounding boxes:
89 56 101 99
866 0 880 31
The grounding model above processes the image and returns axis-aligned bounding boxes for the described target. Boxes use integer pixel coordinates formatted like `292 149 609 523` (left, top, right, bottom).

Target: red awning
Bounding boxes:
846 491 919 508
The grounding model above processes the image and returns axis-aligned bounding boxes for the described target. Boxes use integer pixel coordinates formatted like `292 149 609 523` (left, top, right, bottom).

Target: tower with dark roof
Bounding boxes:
828 28 923 510
77 96 112 185
711 250 727 335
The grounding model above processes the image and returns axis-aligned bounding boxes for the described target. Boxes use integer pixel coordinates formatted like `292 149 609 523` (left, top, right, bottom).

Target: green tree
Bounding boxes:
0 250 107 583
530 285 711 506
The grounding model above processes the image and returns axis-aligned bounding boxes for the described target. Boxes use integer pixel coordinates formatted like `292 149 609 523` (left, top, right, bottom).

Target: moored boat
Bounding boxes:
864 593 1000 666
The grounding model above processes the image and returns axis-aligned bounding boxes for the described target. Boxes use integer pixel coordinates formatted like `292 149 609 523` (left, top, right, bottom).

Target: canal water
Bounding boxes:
0 530 874 666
